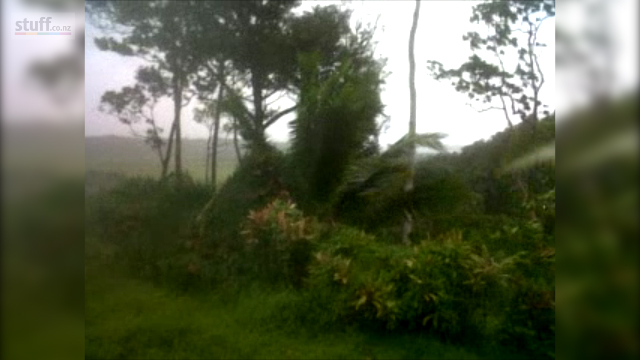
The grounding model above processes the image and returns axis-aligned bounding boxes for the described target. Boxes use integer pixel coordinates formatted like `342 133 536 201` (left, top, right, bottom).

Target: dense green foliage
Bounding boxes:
86 114 556 355
85 1 557 359
87 173 554 358
289 50 384 210
86 175 212 289
195 147 288 279
84 83 556 360
86 252 523 360
427 115 555 218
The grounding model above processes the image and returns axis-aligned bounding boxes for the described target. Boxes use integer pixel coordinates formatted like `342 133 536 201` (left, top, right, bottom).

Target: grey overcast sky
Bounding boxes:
4 0 636 148
83 0 556 148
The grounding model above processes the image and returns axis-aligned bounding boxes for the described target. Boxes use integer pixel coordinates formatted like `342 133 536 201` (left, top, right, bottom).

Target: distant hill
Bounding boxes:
85 136 243 181
85 135 461 181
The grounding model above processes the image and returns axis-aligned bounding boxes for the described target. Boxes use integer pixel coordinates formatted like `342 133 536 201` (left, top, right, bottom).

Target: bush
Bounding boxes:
85 169 554 357
498 245 555 358
293 225 552 354
332 161 480 237
86 175 212 288
196 146 287 255
239 197 319 287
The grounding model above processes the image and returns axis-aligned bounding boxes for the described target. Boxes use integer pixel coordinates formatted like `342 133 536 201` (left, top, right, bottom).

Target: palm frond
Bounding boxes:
387 132 448 158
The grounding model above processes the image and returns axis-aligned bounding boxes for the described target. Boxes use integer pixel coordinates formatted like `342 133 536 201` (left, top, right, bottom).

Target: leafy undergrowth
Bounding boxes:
85 254 523 360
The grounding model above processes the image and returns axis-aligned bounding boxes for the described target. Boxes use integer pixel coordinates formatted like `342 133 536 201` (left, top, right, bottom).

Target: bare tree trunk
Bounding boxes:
233 117 243 166
250 71 268 149
402 0 421 245
211 61 225 192
205 121 213 184
173 72 183 179
161 120 177 179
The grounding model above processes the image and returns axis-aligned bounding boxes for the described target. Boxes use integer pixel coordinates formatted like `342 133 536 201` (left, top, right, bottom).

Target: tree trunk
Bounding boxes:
211 61 225 192
233 117 243 165
402 0 421 245
205 122 213 184
173 72 183 179
161 120 177 179
147 119 167 178
250 71 268 149
155 146 164 178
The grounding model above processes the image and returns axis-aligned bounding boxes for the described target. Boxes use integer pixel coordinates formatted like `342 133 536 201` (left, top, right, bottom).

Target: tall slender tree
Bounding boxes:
210 61 226 191
427 1 554 130
87 1 201 180
193 102 216 185
193 61 227 191
426 0 554 217
403 0 421 245
196 1 301 150
99 66 176 179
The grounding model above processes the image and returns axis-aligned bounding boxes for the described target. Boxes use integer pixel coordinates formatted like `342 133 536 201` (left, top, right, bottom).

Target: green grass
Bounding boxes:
85 243 522 360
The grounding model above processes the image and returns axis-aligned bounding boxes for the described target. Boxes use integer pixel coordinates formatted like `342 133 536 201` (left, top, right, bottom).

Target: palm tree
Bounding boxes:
338 132 447 241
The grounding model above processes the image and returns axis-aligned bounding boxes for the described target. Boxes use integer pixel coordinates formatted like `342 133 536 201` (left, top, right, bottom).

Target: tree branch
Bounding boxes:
467 103 505 113
504 91 519 122
492 41 516 127
263 88 280 101
535 15 552 31
182 91 195 107
126 122 145 139
527 19 545 123
204 61 255 122
266 90 288 107
533 51 545 92
228 88 255 122
498 95 514 128
265 105 297 128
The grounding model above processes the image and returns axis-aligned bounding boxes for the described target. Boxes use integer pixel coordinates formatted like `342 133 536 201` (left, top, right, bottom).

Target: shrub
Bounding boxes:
86 175 211 287
239 197 319 287
297 226 549 350
196 146 287 255
498 245 555 358
300 226 379 328
332 161 479 237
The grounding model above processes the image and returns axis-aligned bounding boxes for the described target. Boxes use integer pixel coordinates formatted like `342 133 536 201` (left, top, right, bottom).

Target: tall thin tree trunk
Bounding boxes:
205 122 213 184
155 146 164 177
402 0 421 245
211 61 225 192
251 71 267 149
233 117 243 166
148 118 167 178
173 72 183 179
161 120 177 179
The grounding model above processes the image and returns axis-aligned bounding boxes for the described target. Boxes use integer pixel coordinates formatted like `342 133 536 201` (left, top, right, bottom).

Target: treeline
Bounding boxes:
88 1 385 192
